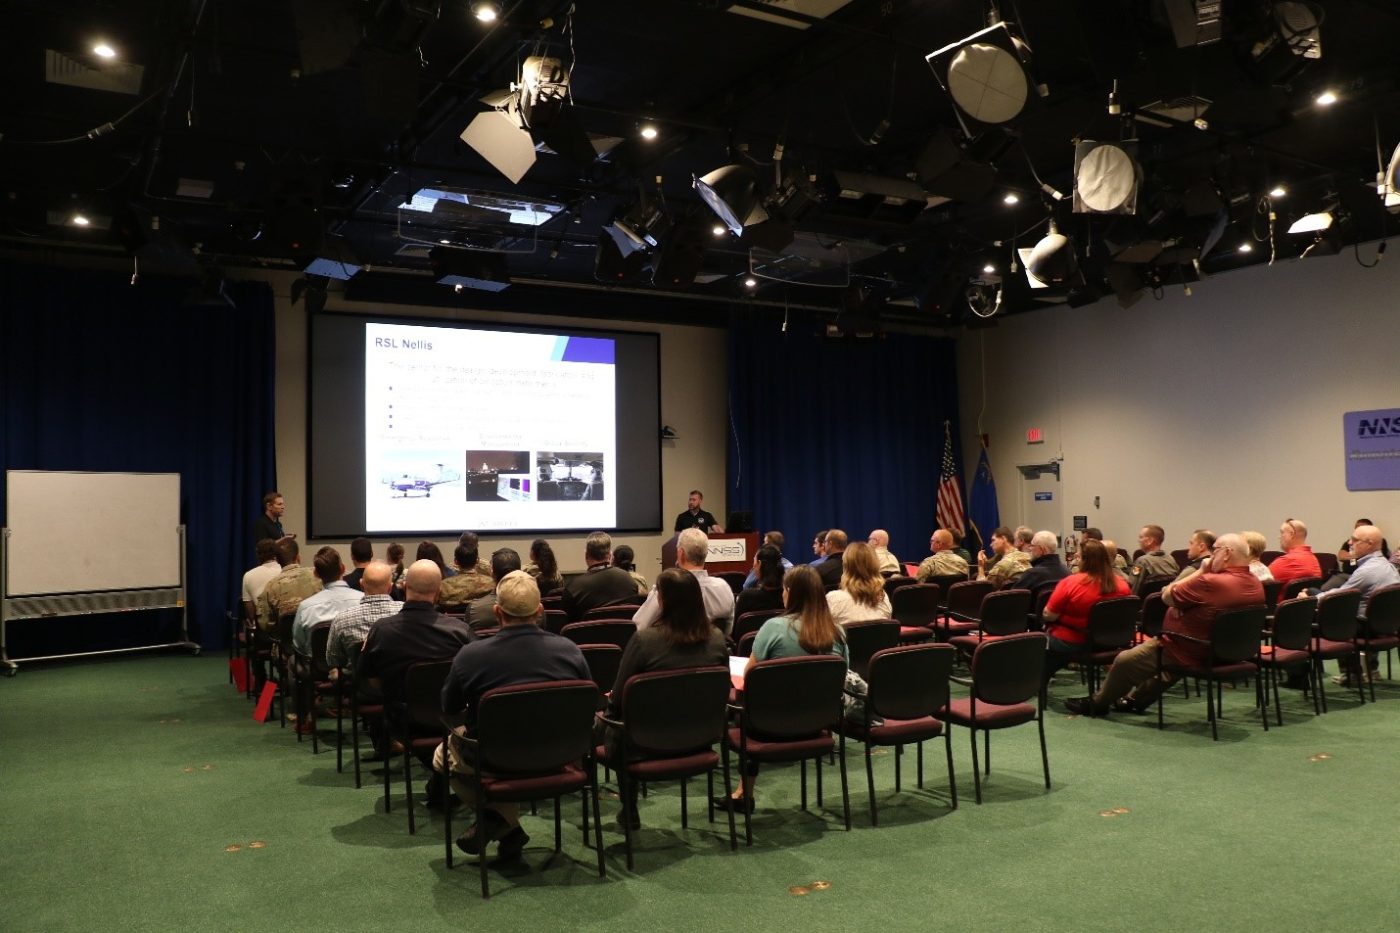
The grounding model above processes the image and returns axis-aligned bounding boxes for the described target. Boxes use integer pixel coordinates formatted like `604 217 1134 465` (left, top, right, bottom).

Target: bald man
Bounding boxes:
867 529 901 576
326 561 399 675
1268 518 1322 585
1311 524 1400 686
357 560 474 705
916 529 969 581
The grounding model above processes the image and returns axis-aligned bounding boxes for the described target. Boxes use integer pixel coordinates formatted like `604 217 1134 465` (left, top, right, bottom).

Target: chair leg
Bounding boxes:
1271 666 1283 726
720 745 737 852
1316 657 1329 713
404 743 417 834
352 701 363 789
736 741 753 847
1355 651 1367 704
619 768 635 871
837 730 851 831
554 796 562 852
968 727 983 804
1038 711 1051 791
1207 675 1218 742
865 744 878 827
815 751 824 808
706 770 714 823
944 729 957 810
799 758 808 812
1256 666 1269 732
591 761 606 876
477 796 490 899
894 742 902 792
335 686 345 773
983 730 991 777
383 729 392 812
680 777 688 830
916 741 924 788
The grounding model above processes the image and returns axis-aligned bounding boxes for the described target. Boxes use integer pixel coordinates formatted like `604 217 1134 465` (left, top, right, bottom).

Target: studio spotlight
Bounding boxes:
1315 90 1338 106
982 262 996 274
743 276 757 288
1019 220 1078 288
1287 210 1333 234
1248 1 1322 82
1003 192 1019 205
694 164 768 236
71 214 91 227
607 193 671 255
1270 185 1288 198
1072 140 1141 215
460 55 593 183
711 224 726 237
470 2 499 23
92 42 117 60
639 123 658 140
926 21 1043 136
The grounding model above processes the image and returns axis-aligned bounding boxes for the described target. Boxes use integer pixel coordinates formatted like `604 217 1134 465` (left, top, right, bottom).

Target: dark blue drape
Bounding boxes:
1 261 276 655
726 316 963 568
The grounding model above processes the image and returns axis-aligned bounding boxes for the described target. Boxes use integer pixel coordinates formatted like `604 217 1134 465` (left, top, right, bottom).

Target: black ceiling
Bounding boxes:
2 0 1398 328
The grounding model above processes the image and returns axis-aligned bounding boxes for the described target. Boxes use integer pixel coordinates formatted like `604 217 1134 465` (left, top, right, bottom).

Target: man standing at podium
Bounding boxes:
674 490 723 535
252 491 294 551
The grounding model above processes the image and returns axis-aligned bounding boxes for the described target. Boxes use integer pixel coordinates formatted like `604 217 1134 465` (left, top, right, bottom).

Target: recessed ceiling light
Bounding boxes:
639 124 658 141
1003 192 1019 205
711 224 726 237
1238 243 1253 254
743 276 757 288
439 239 450 245
471 2 499 23
982 263 996 273
1269 185 1287 198
72 214 91 227
1315 90 1338 106
92 42 117 60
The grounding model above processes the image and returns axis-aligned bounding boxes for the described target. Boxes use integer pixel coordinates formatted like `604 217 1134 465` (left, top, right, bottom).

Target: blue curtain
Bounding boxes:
1 261 276 655
726 316 962 568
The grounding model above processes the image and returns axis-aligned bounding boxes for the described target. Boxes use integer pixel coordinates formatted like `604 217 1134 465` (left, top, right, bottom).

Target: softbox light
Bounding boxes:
926 22 1042 136
1073 140 1141 215
694 165 768 236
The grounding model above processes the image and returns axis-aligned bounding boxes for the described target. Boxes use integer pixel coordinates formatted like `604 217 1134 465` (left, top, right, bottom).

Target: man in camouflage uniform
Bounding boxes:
1130 524 1179 596
438 538 495 608
916 529 970 581
978 526 1031 587
259 539 322 630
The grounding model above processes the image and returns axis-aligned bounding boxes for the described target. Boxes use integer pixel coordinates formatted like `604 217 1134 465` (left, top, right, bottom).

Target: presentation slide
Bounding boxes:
307 313 661 539
364 323 616 532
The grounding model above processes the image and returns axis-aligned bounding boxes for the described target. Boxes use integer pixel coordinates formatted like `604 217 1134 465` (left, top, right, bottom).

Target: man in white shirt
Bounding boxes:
867 529 901 576
292 547 365 656
240 538 281 623
634 527 736 634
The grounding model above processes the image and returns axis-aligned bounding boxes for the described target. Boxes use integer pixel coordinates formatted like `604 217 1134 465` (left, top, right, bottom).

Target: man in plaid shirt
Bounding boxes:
326 561 398 674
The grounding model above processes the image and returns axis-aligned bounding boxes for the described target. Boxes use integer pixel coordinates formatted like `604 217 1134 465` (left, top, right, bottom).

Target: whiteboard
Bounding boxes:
5 471 181 597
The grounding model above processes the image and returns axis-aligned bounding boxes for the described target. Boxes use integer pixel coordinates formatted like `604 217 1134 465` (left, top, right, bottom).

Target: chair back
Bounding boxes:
979 588 1032 636
716 571 747 595
543 608 569 634
541 594 564 610
842 620 900 679
580 644 623 697
732 609 783 647
1282 577 1322 601
474 680 599 773
1209 608 1267 664
737 631 758 657
560 620 636 649
403 659 455 732
742 655 847 739
1086 596 1139 649
1315 552 1339 578
1262 579 1283 610
1116 548 1130 566
1140 592 1167 637
1361 584 1400 638
274 613 296 652
1138 574 1174 602
582 603 639 621
1170 549 1190 571
1314 589 1361 641
1261 550 1283 566
308 623 333 677
1271 596 1317 652
866 643 954 722
970 632 1046 705
927 574 969 606
619 667 731 753
883 575 919 598
946 580 995 619
1030 587 1054 630
890 584 941 627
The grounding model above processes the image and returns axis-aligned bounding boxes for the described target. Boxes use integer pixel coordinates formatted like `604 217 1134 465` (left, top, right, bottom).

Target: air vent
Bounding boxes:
45 50 144 95
726 0 856 30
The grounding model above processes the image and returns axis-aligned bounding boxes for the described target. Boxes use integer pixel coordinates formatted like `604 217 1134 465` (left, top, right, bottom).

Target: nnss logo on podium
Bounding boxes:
1357 416 1400 437
706 540 747 562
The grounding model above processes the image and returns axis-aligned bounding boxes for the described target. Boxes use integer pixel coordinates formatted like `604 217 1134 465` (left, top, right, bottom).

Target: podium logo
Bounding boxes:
706 541 747 562
1358 416 1400 437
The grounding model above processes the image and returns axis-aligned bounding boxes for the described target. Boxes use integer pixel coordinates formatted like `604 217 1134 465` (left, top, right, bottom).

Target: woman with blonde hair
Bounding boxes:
1242 531 1275 582
826 540 892 624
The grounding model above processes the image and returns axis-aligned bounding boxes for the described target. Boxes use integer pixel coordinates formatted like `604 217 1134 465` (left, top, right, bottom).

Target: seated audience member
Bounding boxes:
1014 526 1035 553
1242 531 1275 582
978 526 1031 588
1041 540 1131 683
813 529 849 588
916 529 969 581
432 571 590 859
241 538 280 623
742 531 794 588
715 565 849 813
1306 524 1399 685
437 540 495 608
1268 518 1322 585
1337 518 1391 575
736 545 787 618
358 560 474 708
458 531 494 575
611 545 650 596
561 531 642 620
1012 531 1071 594
635 528 736 633
866 529 901 576
827 541 893 625
1066 534 1262 715
808 530 830 567
1071 528 1130 577
1130 525 1179 595
1174 529 1217 581
292 547 364 656
599 568 729 828
343 537 374 591
259 539 322 631
417 540 453 578
524 538 566 594
386 543 407 595
326 561 398 675
466 548 523 631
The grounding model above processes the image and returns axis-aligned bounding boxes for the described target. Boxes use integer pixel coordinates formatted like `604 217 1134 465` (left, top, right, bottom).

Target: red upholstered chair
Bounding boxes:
883 575 919 599
1155 607 1268 740
940 632 1050 804
1137 574 1174 604
560 620 636 650
304 623 338 756
582 603 641 621
1311 589 1364 710
947 589 1032 657
726 655 850 845
1315 552 1340 578
543 608 569 634
1170 549 1190 570
938 580 996 640
442 680 604 898
1357 584 1400 699
730 609 783 655
1078 596 1141 702
1283 577 1323 601
1139 592 1167 638
891 583 941 643
841 643 957 825
1262 580 1283 611
386 658 455 834
579 644 623 710
1259 596 1319 722
1261 550 1284 566
595 666 736 869
842 620 901 680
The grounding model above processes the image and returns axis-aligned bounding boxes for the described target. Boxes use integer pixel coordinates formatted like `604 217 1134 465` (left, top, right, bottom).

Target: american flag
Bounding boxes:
935 421 966 539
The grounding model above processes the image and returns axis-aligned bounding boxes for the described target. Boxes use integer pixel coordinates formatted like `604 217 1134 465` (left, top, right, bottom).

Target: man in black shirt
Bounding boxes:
358 560 474 706
343 537 374 591
1012 530 1071 594
251 491 293 554
814 529 849 588
561 531 641 620
674 489 722 535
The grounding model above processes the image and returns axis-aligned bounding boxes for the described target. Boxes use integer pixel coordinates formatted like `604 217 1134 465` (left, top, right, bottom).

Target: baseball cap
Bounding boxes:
495 570 541 618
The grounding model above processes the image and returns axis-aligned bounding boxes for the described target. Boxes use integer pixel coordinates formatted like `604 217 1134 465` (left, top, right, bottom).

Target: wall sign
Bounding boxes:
1034 492 1053 502
1344 408 1400 491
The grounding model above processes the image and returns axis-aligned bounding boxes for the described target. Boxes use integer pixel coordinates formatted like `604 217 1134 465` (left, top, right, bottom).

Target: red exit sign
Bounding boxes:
1026 427 1044 444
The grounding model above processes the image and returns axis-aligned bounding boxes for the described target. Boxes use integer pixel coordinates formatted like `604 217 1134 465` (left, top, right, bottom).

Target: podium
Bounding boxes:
661 532 760 574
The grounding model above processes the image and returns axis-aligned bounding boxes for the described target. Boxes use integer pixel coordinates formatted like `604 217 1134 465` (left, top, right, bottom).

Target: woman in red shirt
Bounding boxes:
1042 540 1130 682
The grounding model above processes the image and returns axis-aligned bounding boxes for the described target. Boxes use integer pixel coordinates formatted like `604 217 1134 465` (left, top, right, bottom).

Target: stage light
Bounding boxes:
1238 243 1254 254
1003 192 1019 205
694 164 767 236
71 214 91 227
926 22 1042 136
1315 90 1337 106
744 276 757 288
1288 210 1333 234
1073 140 1141 215
608 195 671 253
982 262 996 274
471 2 499 23
711 224 726 237
1019 221 1078 288
639 123 658 141
1270 185 1288 198
92 42 117 60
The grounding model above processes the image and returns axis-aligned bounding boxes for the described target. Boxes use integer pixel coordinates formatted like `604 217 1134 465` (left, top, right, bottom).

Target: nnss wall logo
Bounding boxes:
1357 416 1400 437
1344 408 1400 491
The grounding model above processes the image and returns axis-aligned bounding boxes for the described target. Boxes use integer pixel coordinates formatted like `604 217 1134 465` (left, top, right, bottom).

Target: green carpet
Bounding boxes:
3 652 1399 931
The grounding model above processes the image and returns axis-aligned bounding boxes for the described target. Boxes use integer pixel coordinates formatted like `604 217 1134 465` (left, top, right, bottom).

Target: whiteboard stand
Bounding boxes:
1 525 198 677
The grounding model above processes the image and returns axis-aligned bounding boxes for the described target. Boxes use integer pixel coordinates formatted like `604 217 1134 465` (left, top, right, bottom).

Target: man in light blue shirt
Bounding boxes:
1310 525 1399 685
293 547 365 656
742 530 794 589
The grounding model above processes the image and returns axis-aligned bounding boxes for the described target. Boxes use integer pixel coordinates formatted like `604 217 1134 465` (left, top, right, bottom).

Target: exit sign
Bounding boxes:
1026 427 1044 444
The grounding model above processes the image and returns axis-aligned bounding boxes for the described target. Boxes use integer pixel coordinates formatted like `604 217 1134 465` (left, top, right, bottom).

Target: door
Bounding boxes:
1017 461 1065 546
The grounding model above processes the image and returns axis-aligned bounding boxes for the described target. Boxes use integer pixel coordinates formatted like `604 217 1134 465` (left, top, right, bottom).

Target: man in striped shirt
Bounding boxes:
326 561 398 674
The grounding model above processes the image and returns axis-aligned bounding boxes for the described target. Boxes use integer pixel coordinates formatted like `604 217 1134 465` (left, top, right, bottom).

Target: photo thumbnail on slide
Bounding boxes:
364 322 617 532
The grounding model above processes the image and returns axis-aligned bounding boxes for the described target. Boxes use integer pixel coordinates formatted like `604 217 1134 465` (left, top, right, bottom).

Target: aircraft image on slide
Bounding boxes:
381 463 463 498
